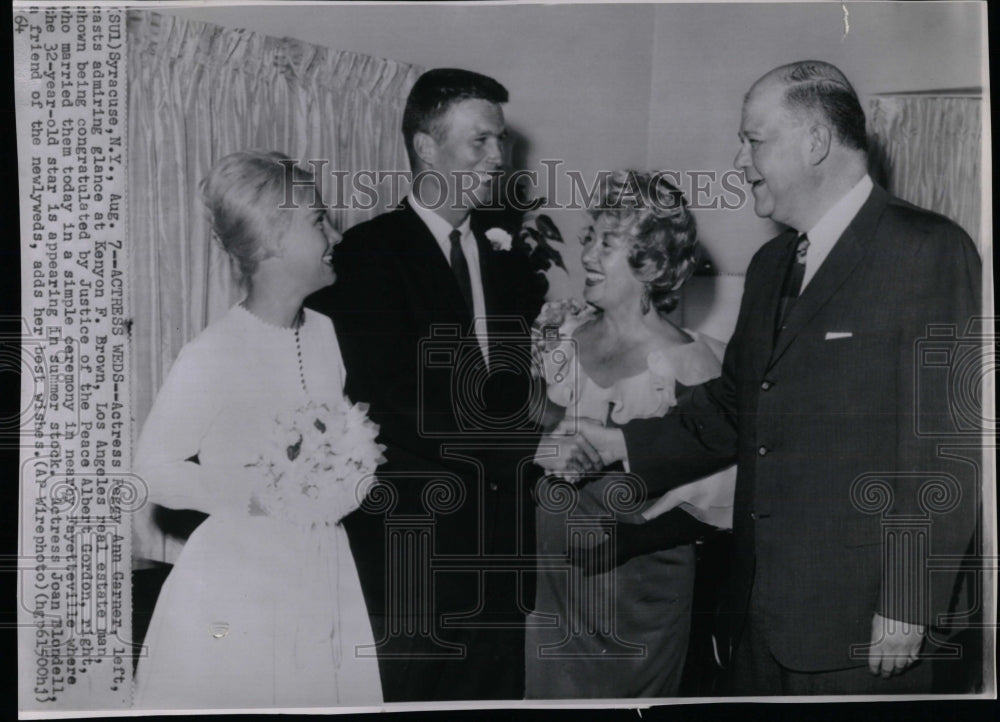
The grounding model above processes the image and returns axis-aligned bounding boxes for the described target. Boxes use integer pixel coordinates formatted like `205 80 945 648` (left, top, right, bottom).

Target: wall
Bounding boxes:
645 1 984 337
648 0 984 274
157 3 658 301
159 2 985 339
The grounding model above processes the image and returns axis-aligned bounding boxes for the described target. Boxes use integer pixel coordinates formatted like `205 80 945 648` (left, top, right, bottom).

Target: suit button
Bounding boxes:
750 512 758 520
489 482 499 492
760 380 772 391
758 445 768 456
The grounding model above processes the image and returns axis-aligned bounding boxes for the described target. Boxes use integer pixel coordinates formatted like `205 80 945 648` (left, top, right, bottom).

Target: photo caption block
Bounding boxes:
14 6 133 712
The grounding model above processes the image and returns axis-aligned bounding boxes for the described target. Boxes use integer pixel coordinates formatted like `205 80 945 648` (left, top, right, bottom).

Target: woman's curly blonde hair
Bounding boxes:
590 169 698 316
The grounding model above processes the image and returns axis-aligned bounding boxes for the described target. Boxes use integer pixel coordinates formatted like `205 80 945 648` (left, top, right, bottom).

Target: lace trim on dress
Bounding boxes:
233 301 306 333
533 300 722 424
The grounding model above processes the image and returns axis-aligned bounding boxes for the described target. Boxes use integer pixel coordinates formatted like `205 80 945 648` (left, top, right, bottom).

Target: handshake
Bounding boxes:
534 416 629 479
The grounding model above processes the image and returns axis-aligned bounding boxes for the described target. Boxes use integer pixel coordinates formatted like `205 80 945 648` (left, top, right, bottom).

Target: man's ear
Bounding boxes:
413 131 438 168
807 123 832 165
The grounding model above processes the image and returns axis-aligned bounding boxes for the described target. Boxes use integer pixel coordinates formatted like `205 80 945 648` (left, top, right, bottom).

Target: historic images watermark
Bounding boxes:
848 319 995 663
278 159 751 214
351 318 657 660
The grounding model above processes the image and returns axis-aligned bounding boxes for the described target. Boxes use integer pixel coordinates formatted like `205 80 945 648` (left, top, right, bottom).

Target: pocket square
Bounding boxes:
824 331 853 340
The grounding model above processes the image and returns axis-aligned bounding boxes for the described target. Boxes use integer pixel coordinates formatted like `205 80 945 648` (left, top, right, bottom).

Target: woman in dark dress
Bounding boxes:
525 170 735 698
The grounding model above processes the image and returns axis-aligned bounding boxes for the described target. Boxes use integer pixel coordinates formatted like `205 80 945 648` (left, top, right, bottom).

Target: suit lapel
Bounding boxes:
398 200 472 326
737 230 799 379
768 184 889 368
471 215 502 318
764 229 801 344
473 211 517 349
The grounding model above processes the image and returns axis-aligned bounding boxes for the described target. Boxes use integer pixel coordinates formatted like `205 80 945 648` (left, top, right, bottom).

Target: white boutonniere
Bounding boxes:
485 227 513 251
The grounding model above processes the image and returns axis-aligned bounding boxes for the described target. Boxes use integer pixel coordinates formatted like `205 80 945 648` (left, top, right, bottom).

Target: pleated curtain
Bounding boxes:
127 11 422 561
868 95 982 249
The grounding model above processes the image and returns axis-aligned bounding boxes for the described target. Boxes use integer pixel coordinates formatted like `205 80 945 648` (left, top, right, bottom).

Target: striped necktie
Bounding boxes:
775 233 809 336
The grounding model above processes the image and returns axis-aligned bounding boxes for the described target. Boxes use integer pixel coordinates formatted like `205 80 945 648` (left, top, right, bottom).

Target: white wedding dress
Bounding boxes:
133 305 383 709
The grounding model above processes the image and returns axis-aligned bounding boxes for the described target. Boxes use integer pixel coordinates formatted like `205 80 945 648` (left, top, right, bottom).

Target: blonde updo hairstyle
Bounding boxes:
591 169 698 317
199 150 318 284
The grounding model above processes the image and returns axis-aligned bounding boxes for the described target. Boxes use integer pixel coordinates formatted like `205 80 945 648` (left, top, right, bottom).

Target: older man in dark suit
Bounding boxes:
309 68 543 701
555 60 982 694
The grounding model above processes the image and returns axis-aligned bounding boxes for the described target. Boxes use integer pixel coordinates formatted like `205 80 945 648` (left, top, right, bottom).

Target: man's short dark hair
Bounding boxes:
402 68 508 168
775 60 869 153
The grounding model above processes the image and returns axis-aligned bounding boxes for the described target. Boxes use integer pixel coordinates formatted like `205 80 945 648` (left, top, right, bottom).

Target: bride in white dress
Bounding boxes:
133 151 383 709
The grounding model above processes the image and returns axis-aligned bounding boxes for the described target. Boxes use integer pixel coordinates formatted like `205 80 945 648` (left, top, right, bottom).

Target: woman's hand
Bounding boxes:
567 508 717 575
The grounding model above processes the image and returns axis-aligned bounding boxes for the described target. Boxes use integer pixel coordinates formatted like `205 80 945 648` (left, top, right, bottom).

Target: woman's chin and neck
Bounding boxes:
241 269 323 328
590 294 686 346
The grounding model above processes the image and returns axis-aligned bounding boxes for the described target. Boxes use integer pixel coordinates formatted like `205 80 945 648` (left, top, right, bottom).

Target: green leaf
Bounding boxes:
534 214 565 244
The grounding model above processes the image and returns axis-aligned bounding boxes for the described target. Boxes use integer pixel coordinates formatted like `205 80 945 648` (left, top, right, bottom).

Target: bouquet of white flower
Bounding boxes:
248 400 386 529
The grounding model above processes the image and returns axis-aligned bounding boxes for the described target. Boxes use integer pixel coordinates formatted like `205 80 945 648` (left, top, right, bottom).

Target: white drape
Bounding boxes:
128 11 423 561
868 95 982 249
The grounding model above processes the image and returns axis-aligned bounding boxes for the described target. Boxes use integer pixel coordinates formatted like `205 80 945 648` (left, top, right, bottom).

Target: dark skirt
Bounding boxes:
525 474 696 699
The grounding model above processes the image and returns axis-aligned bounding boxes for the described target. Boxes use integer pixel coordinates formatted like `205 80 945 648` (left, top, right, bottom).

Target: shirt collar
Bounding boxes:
409 195 472 245
802 174 873 248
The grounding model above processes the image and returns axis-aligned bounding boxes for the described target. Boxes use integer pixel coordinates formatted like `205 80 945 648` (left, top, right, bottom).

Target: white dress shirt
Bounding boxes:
409 196 489 364
800 174 874 290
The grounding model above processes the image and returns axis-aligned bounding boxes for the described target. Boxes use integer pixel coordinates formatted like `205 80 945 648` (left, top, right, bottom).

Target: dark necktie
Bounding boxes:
449 228 474 313
775 233 810 336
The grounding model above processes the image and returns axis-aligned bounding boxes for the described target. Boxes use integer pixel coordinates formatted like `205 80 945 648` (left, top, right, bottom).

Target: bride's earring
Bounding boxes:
640 284 652 315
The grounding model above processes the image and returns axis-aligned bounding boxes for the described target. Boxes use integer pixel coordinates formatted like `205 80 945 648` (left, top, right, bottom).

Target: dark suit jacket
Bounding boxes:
308 200 543 622
622 184 982 672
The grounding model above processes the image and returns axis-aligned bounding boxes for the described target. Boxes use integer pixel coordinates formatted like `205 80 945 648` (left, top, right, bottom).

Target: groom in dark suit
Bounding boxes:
559 60 982 694
309 68 543 701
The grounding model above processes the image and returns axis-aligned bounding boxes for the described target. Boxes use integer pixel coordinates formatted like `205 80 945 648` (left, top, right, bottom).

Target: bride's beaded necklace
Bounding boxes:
293 323 307 394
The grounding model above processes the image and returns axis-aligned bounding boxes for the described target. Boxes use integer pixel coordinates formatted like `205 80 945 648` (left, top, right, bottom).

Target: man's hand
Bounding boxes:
535 417 603 476
575 417 628 468
534 417 626 478
868 612 925 678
